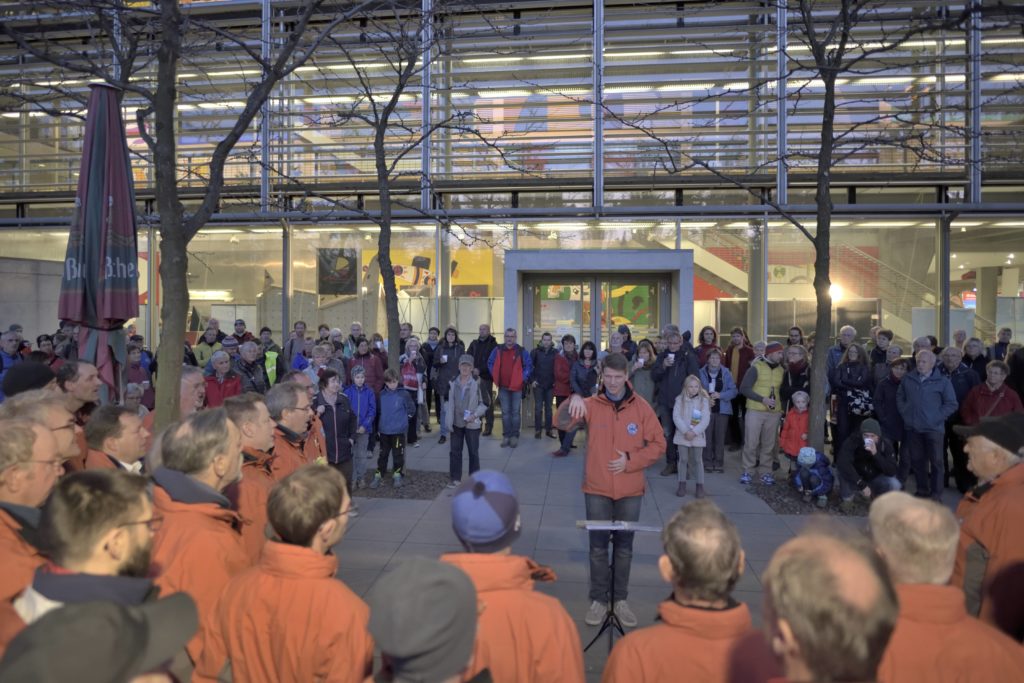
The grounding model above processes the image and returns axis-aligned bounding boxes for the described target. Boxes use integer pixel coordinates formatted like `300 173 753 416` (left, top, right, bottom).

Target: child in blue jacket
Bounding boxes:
371 368 417 489
792 447 834 508
343 366 377 488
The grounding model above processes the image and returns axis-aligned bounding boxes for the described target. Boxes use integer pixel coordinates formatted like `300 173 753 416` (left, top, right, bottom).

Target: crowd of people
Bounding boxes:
0 315 1023 682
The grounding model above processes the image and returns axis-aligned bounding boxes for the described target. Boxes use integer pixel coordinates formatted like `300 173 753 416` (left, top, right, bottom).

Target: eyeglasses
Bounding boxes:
29 459 63 471
120 516 164 532
52 421 77 433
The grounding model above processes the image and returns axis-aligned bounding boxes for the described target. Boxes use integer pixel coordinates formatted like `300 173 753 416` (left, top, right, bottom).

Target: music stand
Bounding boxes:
577 519 663 654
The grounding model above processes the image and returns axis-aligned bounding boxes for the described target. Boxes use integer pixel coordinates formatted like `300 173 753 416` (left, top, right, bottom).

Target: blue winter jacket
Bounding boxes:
378 386 416 435
793 450 835 498
873 375 905 442
569 359 598 398
896 368 958 434
697 366 738 415
343 383 377 433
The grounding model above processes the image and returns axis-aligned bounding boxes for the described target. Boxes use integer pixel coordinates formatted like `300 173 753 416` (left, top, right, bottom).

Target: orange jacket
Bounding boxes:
63 428 88 473
270 427 306 481
195 542 373 683
150 469 250 662
602 599 776 683
564 385 666 499
0 507 44 602
441 553 584 683
225 448 276 563
270 420 325 482
951 462 1024 640
878 584 1024 682
779 408 809 457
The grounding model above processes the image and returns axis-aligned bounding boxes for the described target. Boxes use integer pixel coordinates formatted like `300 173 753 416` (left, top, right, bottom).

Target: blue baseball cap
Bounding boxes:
451 470 521 553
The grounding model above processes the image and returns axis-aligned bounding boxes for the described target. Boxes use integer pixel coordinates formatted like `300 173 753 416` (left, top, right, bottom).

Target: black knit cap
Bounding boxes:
2 362 56 398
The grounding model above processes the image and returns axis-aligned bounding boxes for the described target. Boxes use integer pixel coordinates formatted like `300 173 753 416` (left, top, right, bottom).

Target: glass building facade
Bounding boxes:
0 0 1022 348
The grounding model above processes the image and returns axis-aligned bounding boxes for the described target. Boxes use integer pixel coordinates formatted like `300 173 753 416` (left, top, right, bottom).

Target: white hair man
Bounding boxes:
871 492 1024 681
950 413 1024 640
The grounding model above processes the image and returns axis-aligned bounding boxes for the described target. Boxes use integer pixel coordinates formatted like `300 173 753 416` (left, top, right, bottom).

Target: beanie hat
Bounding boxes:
458 354 474 366
220 337 239 348
2 362 56 398
451 470 521 553
860 418 881 436
617 324 629 335
765 341 784 355
367 558 477 682
797 447 818 467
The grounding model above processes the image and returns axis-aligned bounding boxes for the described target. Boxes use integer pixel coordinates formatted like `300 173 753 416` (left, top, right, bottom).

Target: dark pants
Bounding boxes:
585 493 642 603
377 433 406 475
727 395 747 446
330 459 354 496
405 389 419 444
702 412 728 469
905 428 944 499
555 395 569 444
449 425 480 481
479 377 495 431
944 418 975 492
533 385 553 432
839 471 901 500
658 404 679 466
426 377 442 422
835 404 865 455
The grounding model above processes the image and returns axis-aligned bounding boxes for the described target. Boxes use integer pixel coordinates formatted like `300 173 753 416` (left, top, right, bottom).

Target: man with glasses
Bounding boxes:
197 464 373 682
266 382 317 481
150 408 250 663
0 470 176 667
0 419 59 602
0 390 83 470
487 328 532 448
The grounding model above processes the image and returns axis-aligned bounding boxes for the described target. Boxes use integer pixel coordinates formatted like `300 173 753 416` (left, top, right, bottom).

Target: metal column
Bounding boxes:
967 1 982 205
260 0 271 212
747 219 768 342
775 2 788 206
936 215 951 344
421 0 433 213
281 219 292 336
592 0 604 212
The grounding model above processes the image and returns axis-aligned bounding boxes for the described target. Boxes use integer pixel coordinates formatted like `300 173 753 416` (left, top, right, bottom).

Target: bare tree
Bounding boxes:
542 0 988 450
1 0 517 423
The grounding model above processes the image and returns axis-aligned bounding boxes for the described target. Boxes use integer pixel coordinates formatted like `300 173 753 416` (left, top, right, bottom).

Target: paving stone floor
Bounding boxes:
332 422 961 682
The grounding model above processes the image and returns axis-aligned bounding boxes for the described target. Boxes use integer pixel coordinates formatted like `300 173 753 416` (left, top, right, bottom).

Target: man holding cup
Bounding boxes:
835 418 901 512
651 332 700 476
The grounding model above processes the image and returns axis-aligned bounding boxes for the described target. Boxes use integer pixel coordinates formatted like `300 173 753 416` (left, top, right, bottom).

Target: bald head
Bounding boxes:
869 492 959 585
764 533 897 683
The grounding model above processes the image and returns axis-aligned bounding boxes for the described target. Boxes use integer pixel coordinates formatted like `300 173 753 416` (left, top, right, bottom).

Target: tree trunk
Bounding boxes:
374 122 402 369
807 72 838 452
152 0 186 431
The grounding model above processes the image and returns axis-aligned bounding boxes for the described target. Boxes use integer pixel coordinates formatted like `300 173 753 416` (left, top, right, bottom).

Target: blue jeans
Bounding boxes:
439 398 450 436
839 472 901 500
906 429 944 499
533 385 554 432
498 388 522 438
584 493 642 603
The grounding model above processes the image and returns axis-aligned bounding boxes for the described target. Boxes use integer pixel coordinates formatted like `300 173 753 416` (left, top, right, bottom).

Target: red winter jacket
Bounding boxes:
959 382 1024 426
554 353 575 398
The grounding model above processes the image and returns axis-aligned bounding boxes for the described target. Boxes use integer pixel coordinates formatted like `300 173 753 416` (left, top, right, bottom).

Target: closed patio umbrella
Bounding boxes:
58 84 139 402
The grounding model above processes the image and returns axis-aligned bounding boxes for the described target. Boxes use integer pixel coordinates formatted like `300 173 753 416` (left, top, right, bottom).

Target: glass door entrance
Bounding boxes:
524 275 668 349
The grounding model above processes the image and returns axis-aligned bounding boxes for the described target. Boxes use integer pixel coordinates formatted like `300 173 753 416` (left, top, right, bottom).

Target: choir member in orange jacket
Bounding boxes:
265 382 320 481
196 464 373 683
150 409 250 663
950 414 1024 640
872 492 1024 682
0 421 57 602
602 500 778 683
223 394 278 562
441 470 584 683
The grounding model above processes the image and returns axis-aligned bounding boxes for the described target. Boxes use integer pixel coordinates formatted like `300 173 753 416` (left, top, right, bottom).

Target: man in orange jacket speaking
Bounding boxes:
565 352 666 628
